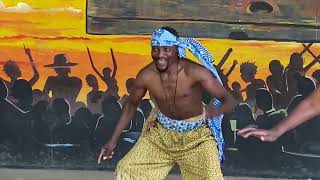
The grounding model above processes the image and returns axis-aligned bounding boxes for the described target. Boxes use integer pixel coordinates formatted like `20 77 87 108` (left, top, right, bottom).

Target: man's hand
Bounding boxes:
204 104 221 119
237 128 281 142
97 140 117 164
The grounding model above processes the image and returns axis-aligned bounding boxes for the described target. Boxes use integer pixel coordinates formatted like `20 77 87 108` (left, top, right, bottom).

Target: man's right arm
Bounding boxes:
98 71 147 163
108 71 147 144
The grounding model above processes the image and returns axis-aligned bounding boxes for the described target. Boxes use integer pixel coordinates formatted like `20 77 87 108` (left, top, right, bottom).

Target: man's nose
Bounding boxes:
158 49 165 58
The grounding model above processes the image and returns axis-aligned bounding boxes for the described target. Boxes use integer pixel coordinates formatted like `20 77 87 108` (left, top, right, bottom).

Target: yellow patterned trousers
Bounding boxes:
115 110 224 180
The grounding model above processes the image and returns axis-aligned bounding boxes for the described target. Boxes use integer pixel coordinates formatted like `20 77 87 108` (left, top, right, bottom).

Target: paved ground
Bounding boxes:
0 168 306 180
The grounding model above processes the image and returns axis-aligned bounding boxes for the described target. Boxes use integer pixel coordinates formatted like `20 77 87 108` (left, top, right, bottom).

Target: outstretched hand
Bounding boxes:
237 127 280 142
97 140 116 164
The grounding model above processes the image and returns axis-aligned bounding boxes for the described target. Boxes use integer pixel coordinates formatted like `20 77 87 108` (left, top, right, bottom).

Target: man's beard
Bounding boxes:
156 64 169 73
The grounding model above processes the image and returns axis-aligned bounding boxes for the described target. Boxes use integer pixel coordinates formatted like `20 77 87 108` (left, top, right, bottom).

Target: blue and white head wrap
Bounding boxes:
151 28 226 162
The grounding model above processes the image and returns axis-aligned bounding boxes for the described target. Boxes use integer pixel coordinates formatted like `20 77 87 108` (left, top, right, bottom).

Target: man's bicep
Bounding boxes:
128 81 147 105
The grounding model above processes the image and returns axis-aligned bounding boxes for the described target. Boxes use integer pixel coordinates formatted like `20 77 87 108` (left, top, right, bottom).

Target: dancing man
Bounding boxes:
98 27 236 179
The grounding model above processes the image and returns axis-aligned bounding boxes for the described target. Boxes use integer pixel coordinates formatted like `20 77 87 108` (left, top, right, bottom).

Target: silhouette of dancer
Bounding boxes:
87 47 119 99
266 60 288 109
119 78 136 106
43 54 82 108
230 81 244 102
11 79 33 111
285 52 319 100
240 61 266 112
1 45 39 89
86 74 103 114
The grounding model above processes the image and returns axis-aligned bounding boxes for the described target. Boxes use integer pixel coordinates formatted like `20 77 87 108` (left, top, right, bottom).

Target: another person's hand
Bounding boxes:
97 140 116 164
237 128 281 142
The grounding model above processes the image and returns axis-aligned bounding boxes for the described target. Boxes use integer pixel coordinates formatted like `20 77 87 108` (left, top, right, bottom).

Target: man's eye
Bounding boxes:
164 48 170 51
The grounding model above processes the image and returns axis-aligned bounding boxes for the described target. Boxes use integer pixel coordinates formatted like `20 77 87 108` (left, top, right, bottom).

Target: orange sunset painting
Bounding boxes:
0 0 319 103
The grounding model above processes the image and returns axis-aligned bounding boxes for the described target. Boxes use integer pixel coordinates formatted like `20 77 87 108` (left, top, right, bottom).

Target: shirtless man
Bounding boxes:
98 27 236 179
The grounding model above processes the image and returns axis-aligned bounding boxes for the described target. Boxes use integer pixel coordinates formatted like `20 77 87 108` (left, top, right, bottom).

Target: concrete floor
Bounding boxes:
0 168 306 180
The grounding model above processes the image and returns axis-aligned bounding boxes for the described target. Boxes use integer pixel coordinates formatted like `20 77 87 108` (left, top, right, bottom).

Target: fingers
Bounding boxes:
102 152 113 160
105 151 114 159
97 149 114 164
97 150 104 164
237 128 257 137
241 130 262 138
246 130 268 137
238 128 269 139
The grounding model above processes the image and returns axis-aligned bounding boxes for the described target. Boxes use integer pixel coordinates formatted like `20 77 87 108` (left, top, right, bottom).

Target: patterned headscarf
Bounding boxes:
151 28 226 162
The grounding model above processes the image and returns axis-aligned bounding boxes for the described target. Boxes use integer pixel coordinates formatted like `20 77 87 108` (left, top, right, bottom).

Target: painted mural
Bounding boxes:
0 0 320 179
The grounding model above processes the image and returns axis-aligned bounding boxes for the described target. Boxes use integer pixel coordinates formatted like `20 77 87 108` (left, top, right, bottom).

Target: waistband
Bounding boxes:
156 110 207 133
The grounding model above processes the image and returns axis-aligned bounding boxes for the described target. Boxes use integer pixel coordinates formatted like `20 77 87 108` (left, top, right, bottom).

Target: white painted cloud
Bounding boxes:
65 7 82 13
0 2 32 13
39 6 82 13
0 1 5 9
0 1 82 13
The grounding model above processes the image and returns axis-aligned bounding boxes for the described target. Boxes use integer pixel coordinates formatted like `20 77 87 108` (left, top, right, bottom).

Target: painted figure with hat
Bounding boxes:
43 54 82 109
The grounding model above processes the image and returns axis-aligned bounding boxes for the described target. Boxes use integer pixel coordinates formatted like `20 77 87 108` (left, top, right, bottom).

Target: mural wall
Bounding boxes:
0 0 320 178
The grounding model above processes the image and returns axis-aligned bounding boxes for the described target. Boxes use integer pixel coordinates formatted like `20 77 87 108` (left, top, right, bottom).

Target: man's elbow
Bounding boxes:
226 95 237 112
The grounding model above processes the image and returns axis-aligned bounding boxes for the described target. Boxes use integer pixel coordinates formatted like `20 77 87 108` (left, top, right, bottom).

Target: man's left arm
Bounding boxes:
197 67 237 117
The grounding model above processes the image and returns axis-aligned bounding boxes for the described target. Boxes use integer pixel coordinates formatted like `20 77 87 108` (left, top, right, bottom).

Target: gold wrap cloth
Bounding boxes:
115 107 223 180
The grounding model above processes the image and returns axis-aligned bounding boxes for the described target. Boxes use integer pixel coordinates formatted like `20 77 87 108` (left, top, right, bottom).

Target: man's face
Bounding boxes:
151 46 178 72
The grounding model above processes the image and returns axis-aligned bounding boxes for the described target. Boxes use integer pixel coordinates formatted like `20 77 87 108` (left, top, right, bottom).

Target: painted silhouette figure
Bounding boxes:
11 79 33 111
0 79 34 159
284 52 319 100
240 61 266 111
42 98 72 145
119 78 136 106
87 47 119 99
1 46 39 89
43 54 82 108
230 81 244 103
266 60 288 109
86 74 103 114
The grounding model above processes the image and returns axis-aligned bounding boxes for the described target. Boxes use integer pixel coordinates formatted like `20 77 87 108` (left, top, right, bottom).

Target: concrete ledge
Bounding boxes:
0 168 297 180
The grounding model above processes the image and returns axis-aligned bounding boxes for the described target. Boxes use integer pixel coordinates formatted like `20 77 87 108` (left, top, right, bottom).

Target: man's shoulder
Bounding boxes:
137 63 156 78
181 58 201 66
181 58 208 73
136 63 156 82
